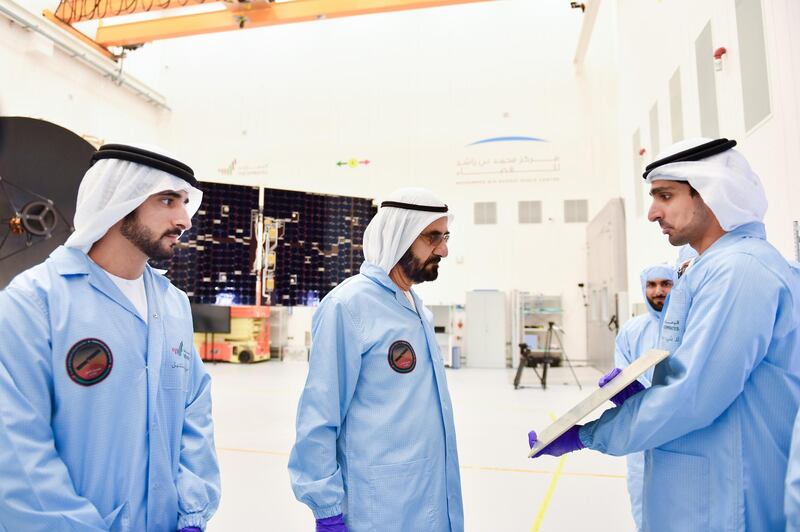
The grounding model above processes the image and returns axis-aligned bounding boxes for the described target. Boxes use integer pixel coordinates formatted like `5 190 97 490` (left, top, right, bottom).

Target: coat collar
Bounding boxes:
359 261 419 314
51 246 170 287
50 246 170 321
718 221 766 241
692 222 766 268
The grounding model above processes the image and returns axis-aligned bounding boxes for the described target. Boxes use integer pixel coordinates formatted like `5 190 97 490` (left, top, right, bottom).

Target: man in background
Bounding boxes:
604 263 675 530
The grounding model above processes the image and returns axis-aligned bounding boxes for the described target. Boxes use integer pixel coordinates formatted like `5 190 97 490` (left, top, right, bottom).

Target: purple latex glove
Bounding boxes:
316 514 348 532
179 528 201 532
528 425 585 458
598 367 645 407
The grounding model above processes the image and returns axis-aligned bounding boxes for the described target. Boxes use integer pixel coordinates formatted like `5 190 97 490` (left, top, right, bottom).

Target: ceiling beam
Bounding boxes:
54 0 215 23
43 9 115 59
95 0 495 47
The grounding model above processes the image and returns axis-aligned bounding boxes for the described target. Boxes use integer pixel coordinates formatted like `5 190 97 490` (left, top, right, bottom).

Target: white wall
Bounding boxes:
0 7 165 146
613 0 800 304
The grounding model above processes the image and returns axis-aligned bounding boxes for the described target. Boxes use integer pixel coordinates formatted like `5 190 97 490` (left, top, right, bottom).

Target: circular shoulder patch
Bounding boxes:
66 338 113 386
388 340 416 374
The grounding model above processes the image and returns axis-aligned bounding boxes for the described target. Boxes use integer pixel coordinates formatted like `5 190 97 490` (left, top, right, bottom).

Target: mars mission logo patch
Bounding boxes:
388 340 416 374
66 338 113 386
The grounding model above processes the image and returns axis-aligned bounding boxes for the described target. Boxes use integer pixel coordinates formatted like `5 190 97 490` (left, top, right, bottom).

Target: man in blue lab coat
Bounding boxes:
613 263 675 531
289 188 463 532
784 260 800 531
528 138 800 531
0 144 220 531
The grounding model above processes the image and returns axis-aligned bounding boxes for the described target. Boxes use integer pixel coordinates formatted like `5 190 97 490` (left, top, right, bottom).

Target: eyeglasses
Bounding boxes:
418 231 450 247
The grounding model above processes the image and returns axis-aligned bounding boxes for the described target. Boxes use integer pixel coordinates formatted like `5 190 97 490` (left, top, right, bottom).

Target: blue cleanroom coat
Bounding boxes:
786 408 800 531
580 223 800 531
0 246 220 531
783 261 800 531
614 264 675 531
288 261 463 532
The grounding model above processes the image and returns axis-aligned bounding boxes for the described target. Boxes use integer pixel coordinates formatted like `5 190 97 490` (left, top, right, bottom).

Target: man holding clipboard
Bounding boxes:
528 138 800 531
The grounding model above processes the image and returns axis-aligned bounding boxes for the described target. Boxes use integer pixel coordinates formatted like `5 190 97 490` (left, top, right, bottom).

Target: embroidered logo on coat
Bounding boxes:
388 340 416 374
171 340 192 360
66 338 113 386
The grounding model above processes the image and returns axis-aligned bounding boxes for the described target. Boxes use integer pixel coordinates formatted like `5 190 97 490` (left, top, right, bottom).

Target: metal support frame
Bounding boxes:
92 0 496 47
513 322 582 390
251 203 282 307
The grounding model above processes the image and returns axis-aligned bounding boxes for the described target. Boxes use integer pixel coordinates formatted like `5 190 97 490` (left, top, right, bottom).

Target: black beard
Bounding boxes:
120 212 180 261
647 296 664 312
397 247 440 283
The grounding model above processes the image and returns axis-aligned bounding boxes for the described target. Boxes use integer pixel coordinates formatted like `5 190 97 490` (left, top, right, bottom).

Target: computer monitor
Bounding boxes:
191 304 231 334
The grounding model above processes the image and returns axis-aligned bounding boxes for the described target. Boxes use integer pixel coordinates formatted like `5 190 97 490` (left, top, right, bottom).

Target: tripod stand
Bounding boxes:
513 321 582 390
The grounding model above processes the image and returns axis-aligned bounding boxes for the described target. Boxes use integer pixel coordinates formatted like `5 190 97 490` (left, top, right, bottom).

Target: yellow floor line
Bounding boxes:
530 412 566 532
531 455 567 531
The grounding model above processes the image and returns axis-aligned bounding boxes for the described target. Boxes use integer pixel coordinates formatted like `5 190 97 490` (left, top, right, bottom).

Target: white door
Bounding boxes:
465 290 507 368
586 199 628 372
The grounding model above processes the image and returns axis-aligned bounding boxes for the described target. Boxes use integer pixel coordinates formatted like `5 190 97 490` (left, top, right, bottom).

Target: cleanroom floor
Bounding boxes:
206 360 636 532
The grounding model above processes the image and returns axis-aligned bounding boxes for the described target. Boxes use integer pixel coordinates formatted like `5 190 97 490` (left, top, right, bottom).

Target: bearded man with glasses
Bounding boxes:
289 188 463 532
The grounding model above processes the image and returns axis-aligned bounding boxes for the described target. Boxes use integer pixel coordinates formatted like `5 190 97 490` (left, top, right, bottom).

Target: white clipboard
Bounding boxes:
528 348 670 457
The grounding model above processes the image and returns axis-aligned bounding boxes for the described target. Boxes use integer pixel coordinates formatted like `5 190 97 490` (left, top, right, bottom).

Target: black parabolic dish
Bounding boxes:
0 117 94 289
